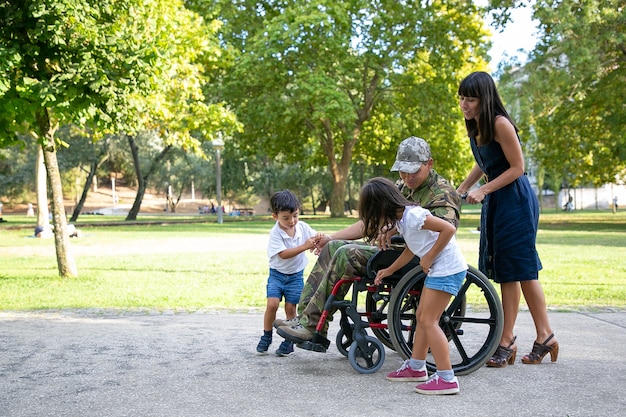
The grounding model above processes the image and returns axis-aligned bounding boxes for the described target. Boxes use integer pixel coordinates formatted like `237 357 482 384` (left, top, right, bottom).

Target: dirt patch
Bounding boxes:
3 186 228 215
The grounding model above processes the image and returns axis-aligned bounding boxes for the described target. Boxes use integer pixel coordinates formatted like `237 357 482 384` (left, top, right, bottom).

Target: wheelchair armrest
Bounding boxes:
365 246 421 280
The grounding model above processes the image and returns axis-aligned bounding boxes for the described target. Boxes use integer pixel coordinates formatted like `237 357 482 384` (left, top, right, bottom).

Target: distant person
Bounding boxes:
456 71 558 367
256 190 323 356
0 201 5 222
34 225 53 238
67 224 81 238
362 177 467 395
564 193 573 212
614 196 618 211
27 203 35 217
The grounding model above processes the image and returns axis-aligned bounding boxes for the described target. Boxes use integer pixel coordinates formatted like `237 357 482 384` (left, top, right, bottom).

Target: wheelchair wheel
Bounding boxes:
348 335 386 374
365 284 395 350
388 265 503 375
335 326 353 357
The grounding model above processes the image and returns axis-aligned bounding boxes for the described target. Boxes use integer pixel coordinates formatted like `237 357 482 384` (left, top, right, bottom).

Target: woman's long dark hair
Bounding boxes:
458 71 518 145
358 177 412 243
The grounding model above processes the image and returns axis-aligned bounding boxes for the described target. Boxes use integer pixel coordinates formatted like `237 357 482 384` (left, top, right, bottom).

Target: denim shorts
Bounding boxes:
267 268 304 304
424 270 467 296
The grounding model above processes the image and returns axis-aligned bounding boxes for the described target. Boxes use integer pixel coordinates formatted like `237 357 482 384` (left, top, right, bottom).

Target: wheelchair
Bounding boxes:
298 239 504 375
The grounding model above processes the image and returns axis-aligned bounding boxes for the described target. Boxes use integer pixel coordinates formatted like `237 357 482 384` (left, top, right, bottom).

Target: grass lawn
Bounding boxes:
1 209 625 312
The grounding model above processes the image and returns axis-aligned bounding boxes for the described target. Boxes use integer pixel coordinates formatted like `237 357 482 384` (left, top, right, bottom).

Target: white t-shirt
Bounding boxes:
396 206 467 277
267 221 316 274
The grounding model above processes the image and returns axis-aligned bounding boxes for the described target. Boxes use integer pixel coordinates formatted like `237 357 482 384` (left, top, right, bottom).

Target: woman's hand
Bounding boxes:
466 188 487 204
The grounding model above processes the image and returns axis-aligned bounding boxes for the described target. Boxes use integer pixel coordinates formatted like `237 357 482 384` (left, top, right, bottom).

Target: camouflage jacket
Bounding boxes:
397 170 461 229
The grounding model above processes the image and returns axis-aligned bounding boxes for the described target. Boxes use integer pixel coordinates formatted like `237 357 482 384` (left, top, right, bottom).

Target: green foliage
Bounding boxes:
0 0 237 147
0 136 38 204
195 0 491 215
499 0 626 189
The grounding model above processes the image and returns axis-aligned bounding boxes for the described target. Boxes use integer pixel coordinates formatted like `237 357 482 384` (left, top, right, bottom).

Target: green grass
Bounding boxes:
1 210 625 312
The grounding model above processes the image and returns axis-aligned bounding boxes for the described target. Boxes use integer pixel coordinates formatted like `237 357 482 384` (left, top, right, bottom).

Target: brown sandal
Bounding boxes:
522 333 559 364
486 336 517 368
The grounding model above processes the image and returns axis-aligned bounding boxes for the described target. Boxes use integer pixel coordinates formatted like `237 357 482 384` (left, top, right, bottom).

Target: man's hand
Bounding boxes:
313 233 331 255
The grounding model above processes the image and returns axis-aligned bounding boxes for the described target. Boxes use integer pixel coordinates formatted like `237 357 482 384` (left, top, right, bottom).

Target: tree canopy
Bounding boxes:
0 0 235 276
193 0 491 216
498 0 626 190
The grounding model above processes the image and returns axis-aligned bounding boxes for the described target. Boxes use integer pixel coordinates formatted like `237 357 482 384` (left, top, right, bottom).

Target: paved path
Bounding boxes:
1 310 625 417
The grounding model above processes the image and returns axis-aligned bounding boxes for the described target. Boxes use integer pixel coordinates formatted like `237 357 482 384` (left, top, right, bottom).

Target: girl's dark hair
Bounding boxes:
270 190 299 214
358 177 412 242
458 71 517 145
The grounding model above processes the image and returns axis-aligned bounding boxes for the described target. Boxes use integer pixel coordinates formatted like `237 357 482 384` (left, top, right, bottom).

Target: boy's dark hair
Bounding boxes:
270 190 300 214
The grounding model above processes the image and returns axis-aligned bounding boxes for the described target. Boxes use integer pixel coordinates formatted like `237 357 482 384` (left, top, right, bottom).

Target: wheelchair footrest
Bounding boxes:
298 334 331 353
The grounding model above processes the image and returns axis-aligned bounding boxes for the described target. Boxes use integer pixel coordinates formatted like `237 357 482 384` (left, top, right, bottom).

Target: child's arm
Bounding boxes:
418 215 456 273
374 247 414 285
277 235 318 260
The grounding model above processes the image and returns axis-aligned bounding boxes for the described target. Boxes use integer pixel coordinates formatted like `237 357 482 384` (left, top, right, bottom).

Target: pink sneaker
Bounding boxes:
415 374 460 395
386 360 428 382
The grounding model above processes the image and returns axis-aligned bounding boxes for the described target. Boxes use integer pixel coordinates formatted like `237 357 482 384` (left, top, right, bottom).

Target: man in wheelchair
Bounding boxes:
276 137 462 345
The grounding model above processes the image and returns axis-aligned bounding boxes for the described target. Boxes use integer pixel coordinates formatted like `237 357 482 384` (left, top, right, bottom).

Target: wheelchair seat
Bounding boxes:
365 236 421 282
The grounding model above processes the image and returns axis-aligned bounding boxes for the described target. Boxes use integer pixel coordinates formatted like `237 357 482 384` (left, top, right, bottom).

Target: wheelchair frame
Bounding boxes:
298 246 504 375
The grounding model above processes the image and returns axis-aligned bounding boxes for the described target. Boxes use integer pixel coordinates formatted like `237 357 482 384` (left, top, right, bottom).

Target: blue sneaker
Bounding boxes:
275 340 294 357
256 333 272 354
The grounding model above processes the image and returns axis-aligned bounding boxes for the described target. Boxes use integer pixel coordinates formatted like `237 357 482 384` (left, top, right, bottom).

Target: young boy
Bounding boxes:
257 190 321 356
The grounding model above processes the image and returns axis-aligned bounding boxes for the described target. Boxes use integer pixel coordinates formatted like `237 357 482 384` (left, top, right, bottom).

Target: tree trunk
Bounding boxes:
126 136 145 221
330 175 347 218
70 160 97 222
125 135 173 221
70 145 109 222
320 121 357 218
35 145 50 229
36 109 78 277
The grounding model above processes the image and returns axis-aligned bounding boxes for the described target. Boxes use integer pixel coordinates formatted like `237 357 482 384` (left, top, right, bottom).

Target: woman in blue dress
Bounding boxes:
456 71 558 367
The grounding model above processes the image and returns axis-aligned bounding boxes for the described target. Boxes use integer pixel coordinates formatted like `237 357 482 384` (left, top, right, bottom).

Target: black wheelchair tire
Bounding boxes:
347 335 386 374
388 265 503 376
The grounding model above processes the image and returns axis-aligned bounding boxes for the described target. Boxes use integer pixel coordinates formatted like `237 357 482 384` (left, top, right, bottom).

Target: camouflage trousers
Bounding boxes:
297 240 378 335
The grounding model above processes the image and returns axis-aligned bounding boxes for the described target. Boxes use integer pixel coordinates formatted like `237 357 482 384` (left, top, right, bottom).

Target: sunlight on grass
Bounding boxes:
1 211 625 311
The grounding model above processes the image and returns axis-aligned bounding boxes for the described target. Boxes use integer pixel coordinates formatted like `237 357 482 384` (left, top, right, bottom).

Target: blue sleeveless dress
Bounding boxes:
470 136 542 283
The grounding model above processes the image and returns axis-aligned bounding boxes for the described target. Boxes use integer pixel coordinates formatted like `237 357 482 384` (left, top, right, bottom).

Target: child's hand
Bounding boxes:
420 257 433 275
374 269 390 285
313 233 330 255
376 224 397 250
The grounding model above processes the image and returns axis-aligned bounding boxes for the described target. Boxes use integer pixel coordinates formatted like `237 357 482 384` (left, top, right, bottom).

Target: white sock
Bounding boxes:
437 369 455 382
409 358 426 370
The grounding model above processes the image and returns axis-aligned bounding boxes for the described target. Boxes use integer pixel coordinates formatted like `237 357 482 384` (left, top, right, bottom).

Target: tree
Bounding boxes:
0 0 232 276
197 0 490 216
499 0 626 191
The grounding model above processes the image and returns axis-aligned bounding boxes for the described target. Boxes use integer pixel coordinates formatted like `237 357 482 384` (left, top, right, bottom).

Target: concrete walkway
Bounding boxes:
1 310 624 417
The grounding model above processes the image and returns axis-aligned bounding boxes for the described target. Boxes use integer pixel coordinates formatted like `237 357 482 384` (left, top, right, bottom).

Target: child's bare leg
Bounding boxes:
417 288 453 370
263 297 280 331
411 307 429 360
284 302 297 320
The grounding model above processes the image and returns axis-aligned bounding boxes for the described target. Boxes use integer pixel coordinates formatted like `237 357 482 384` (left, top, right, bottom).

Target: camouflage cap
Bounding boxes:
390 136 431 174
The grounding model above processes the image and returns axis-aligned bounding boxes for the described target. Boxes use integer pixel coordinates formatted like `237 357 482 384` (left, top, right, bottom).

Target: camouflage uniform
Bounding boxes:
297 170 460 335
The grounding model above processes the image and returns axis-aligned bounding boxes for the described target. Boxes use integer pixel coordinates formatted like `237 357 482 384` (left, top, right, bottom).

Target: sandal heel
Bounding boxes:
549 342 559 362
508 349 517 365
522 333 558 364
486 336 517 368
